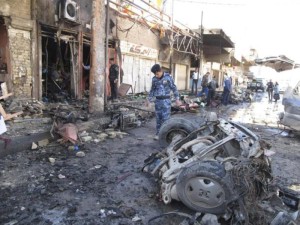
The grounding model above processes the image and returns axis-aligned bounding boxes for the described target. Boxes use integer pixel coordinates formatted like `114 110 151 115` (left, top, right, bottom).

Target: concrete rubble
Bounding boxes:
0 92 299 224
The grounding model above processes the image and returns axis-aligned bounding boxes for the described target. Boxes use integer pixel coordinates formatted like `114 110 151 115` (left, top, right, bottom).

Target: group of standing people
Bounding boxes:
191 70 216 102
266 79 280 103
191 70 231 106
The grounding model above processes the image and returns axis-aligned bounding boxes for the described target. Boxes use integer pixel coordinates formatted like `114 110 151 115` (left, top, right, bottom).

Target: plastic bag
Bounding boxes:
0 115 7 135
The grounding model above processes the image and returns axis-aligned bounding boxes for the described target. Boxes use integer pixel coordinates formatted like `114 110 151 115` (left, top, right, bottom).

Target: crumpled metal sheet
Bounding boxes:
281 83 300 130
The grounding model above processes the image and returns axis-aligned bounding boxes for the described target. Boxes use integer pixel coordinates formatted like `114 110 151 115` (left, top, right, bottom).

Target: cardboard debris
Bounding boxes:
57 123 78 144
38 139 49 147
118 83 133 96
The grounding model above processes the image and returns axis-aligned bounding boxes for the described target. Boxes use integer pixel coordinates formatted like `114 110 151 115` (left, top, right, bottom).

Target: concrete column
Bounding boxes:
89 0 106 112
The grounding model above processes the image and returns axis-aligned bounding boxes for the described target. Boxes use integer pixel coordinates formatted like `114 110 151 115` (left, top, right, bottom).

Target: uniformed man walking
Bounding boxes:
146 64 181 140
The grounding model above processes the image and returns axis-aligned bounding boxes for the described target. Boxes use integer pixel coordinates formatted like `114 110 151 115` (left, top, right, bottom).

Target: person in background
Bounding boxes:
191 68 199 96
82 63 90 91
266 79 274 102
200 72 210 98
273 82 280 103
109 58 119 101
146 64 181 140
206 76 218 106
222 73 232 106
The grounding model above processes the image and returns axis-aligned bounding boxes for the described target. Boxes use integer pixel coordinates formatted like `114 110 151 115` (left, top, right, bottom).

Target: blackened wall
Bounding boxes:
37 0 92 33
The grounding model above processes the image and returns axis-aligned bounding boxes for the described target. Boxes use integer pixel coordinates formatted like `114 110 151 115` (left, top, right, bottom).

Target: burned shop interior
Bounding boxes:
41 26 91 102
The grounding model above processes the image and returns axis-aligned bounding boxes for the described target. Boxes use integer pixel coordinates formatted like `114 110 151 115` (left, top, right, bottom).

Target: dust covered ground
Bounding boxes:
0 92 300 225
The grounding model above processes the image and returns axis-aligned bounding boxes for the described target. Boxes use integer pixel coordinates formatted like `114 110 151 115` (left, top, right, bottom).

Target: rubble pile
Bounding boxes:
107 99 155 130
4 98 45 117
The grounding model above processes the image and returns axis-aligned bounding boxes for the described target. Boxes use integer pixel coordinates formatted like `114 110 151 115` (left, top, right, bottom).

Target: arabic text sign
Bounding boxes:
120 41 158 59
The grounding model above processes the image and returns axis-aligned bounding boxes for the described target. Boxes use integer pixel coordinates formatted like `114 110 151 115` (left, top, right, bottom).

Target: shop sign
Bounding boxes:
212 62 220 70
120 41 158 59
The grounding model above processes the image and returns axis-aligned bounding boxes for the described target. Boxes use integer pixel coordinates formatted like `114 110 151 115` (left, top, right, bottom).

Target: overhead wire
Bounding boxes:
173 0 246 6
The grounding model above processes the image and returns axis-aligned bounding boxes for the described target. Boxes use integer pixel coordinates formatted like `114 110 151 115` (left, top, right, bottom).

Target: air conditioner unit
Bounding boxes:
59 0 78 22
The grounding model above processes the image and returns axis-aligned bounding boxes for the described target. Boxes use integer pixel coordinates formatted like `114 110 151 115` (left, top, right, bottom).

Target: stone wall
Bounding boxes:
0 0 33 97
0 0 31 19
115 17 160 50
8 28 32 96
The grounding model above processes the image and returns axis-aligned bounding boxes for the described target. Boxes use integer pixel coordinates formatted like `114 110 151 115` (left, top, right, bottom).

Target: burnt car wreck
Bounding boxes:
143 112 299 224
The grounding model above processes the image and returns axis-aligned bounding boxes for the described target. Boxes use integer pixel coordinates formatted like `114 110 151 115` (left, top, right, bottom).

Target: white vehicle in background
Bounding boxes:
279 82 289 94
255 55 300 132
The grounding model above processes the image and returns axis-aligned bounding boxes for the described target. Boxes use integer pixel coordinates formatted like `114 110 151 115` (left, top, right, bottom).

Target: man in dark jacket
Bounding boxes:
207 76 218 106
222 74 232 105
266 79 274 102
109 58 119 101
200 72 210 97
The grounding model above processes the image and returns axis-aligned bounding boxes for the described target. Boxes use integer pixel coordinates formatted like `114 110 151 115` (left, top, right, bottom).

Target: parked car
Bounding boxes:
247 81 265 92
279 83 289 94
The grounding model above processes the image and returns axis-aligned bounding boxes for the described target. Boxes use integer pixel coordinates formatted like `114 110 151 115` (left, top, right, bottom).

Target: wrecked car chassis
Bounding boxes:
144 114 271 223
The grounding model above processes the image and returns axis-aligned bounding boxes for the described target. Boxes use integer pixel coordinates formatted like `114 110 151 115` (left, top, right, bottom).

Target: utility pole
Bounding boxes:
198 11 203 75
169 0 174 74
104 0 110 107
89 0 106 113
31 0 39 100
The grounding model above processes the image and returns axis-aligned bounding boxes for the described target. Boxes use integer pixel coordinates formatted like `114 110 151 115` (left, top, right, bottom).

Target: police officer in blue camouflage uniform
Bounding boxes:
146 64 181 139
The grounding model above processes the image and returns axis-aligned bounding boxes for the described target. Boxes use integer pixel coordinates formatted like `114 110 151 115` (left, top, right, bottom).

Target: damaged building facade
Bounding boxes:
109 0 199 93
1 0 246 105
0 0 33 97
0 0 93 100
0 0 201 104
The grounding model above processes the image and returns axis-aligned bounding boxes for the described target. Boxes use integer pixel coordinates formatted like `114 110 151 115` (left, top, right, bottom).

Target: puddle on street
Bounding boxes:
264 128 290 137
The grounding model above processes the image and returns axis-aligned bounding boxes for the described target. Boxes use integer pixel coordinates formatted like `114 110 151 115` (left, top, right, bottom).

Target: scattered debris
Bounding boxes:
143 112 276 224
56 123 78 144
132 215 142 222
31 142 38 150
48 157 55 164
94 165 102 169
58 174 66 179
270 211 298 225
201 214 220 225
81 136 92 142
38 139 49 147
75 151 85 158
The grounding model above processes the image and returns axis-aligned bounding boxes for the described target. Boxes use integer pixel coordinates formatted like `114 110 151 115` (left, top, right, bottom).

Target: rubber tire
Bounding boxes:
176 161 232 214
158 117 198 147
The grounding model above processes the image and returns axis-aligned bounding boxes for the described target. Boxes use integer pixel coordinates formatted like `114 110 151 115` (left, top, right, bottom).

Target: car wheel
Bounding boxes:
158 117 198 147
176 161 232 214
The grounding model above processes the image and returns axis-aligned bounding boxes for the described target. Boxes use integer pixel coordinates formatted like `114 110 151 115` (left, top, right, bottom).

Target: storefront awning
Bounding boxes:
203 29 235 48
255 55 300 72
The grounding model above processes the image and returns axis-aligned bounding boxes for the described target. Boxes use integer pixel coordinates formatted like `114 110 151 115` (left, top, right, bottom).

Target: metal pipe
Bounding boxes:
104 0 110 107
198 11 203 73
110 0 193 38
122 0 165 24
139 0 171 19
169 0 174 74
152 136 214 175
162 135 235 180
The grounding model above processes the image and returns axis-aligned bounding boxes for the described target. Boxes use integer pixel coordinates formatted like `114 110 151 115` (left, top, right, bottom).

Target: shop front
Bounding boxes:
120 40 158 94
